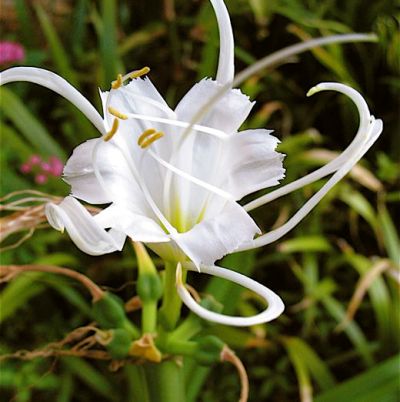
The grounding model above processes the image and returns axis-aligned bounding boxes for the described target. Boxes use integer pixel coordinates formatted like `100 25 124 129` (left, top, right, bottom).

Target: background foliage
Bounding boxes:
0 0 399 401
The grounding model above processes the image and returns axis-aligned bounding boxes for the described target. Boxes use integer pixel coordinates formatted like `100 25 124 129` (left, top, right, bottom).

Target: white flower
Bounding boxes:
0 0 382 327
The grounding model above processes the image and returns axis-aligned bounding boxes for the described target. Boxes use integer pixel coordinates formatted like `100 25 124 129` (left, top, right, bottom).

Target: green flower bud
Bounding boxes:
92 292 127 329
137 273 163 303
97 329 133 359
194 335 225 366
92 292 139 338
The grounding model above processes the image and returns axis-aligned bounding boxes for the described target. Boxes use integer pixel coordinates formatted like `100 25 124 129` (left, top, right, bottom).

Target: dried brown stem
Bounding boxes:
0 264 104 302
220 346 249 402
336 259 394 332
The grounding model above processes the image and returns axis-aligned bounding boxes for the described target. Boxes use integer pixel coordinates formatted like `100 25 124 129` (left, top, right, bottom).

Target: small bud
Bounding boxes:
137 274 163 303
193 336 225 366
96 329 133 359
133 242 162 302
92 292 139 338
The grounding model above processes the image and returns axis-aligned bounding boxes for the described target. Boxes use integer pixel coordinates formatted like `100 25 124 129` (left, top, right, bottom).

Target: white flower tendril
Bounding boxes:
177 262 284 326
0 0 382 327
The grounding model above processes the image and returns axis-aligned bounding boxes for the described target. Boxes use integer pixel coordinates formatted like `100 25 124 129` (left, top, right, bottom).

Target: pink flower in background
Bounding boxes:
0 41 25 65
20 155 63 185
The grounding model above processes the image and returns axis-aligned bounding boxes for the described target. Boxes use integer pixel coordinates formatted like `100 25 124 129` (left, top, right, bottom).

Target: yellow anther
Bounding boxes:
111 74 123 89
130 66 150 79
108 106 128 120
103 118 119 141
140 132 164 149
137 128 157 146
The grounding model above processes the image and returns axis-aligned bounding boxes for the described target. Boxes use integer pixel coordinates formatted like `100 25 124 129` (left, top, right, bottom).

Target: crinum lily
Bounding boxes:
0 0 382 327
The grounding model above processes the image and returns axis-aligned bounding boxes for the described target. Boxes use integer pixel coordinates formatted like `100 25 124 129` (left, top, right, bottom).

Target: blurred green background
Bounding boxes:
0 0 399 401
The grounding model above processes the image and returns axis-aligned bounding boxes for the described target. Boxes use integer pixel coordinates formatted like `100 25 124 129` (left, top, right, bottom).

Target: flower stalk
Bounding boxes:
133 242 163 333
159 261 186 331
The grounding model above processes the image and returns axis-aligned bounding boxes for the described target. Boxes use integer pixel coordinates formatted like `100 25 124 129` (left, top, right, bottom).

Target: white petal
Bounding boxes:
102 77 175 129
0 67 105 134
239 83 383 250
45 197 126 255
64 139 154 219
210 0 234 84
177 262 285 326
94 204 170 243
173 201 260 267
221 129 285 199
175 78 254 134
63 139 110 204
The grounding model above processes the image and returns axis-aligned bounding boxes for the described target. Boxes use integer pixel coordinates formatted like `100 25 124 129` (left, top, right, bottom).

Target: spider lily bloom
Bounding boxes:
0 0 382 327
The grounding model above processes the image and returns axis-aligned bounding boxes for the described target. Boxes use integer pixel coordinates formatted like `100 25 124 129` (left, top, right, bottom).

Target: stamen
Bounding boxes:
140 132 164 149
111 74 123 89
103 118 119 141
137 128 157 146
107 106 128 120
129 66 150 79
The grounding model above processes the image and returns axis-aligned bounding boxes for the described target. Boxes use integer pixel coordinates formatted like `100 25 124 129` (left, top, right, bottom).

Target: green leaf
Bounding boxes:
339 189 379 233
283 337 336 391
62 357 114 398
322 296 374 367
34 5 78 86
278 235 333 253
315 355 400 402
99 0 119 87
0 88 65 158
378 203 400 264
0 272 45 323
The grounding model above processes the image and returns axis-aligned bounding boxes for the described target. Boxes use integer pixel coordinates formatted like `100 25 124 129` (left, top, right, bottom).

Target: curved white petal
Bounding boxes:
245 83 374 211
173 201 260 267
175 78 254 134
184 33 377 141
210 0 235 84
0 67 105 134
45 197 126 255
221 129 285 199
239 83 383 251
177 262 284 326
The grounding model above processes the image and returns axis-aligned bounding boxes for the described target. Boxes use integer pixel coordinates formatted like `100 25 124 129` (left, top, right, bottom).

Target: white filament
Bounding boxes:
147 149 234 201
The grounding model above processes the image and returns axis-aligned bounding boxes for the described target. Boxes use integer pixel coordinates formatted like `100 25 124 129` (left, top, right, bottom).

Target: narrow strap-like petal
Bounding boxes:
239 83 383 251
245 83 373 211
45 196 126 255
0 67 105 134
185 33 377 138
176 262 284 326
210 0 234 84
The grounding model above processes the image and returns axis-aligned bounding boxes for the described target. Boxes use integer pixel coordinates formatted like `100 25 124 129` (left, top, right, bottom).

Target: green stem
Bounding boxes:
145 361 186 402
142 302 157 333
159 261 186 330
125 365 151 402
